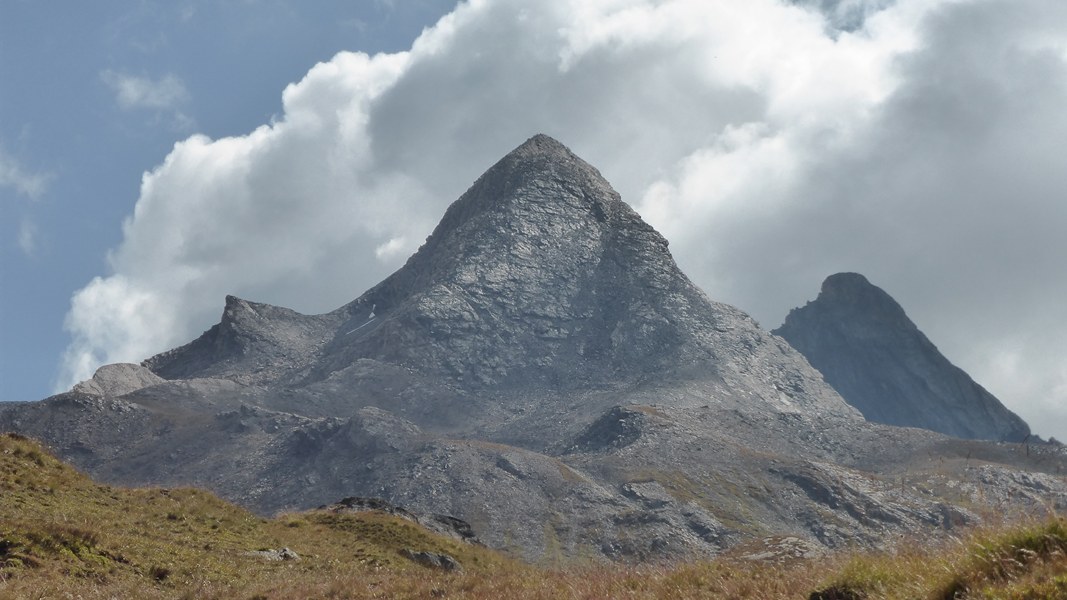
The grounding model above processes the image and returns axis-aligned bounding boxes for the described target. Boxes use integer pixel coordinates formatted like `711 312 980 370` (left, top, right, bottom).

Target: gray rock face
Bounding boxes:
321 496 481 545
2 137 1062 563
72 363 164 397
400 548 463 572
773 273 1031 442
247 547 300 562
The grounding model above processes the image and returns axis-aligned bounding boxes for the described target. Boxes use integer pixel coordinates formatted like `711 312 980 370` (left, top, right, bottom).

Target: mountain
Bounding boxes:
773 272 1031 442
141 134 856 448
2 136 1063 562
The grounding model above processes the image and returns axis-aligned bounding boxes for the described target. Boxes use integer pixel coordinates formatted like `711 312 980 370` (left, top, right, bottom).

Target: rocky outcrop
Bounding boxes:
322 496 480 545
246 547 300 561
568 406 655 453
400 549 463 572
72 363 164 397
774 273 1031 442
144 295 341 384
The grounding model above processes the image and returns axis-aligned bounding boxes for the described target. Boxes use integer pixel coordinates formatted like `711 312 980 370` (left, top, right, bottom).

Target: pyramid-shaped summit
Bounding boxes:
147 134 853 420
317 133 733 389
346 133 673 316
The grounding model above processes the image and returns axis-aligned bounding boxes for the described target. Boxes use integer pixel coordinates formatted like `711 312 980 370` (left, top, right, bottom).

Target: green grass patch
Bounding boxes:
1 432 1064 599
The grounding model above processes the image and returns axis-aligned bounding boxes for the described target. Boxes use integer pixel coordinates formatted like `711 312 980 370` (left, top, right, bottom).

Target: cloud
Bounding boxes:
1 144 49 259
790 0 898 32
60 0 1067 440
17 219 38 257
102 70 194 129
635 0 1067 440
103 71 189 110
0 145 49 200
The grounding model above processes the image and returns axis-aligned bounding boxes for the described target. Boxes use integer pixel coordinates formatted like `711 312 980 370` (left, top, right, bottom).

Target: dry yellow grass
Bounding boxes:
1 432 1063 599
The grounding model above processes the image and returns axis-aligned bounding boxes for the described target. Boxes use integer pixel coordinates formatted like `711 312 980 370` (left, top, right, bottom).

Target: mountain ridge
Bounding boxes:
3 136 1062 563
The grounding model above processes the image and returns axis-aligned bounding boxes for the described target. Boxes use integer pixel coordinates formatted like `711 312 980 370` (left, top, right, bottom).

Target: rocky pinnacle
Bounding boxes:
774 273 1031 441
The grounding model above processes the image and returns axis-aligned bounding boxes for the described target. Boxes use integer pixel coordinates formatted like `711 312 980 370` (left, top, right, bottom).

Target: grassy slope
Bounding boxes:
1 432 1063 599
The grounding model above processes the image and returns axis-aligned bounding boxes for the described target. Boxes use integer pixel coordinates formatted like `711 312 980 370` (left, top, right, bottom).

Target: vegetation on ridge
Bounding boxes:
1 432 1064 599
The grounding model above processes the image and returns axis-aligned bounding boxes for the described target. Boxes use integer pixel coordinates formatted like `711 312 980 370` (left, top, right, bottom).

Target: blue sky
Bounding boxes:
0 0 456 402
2 0 1067 441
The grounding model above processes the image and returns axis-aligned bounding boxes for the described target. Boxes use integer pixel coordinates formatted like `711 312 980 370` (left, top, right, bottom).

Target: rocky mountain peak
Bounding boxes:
145 294 338 381
819 272 884 303
813 272 909 325
359 134 664 304
465 133 613 203
316 134 708 389
774 273 1031 441
427 133 626 237
141 135 707 391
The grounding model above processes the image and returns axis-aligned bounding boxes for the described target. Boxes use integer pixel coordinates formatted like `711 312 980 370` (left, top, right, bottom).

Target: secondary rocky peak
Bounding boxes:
774 273 1031 442
145 295 338 381
813 272 909 324
820 272 882 301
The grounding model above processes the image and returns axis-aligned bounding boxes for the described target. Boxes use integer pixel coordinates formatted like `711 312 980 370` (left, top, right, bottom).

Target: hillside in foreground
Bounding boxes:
2 433 1064 599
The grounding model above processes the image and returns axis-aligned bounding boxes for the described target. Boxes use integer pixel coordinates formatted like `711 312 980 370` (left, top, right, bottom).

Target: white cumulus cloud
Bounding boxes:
60 0 1067 440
